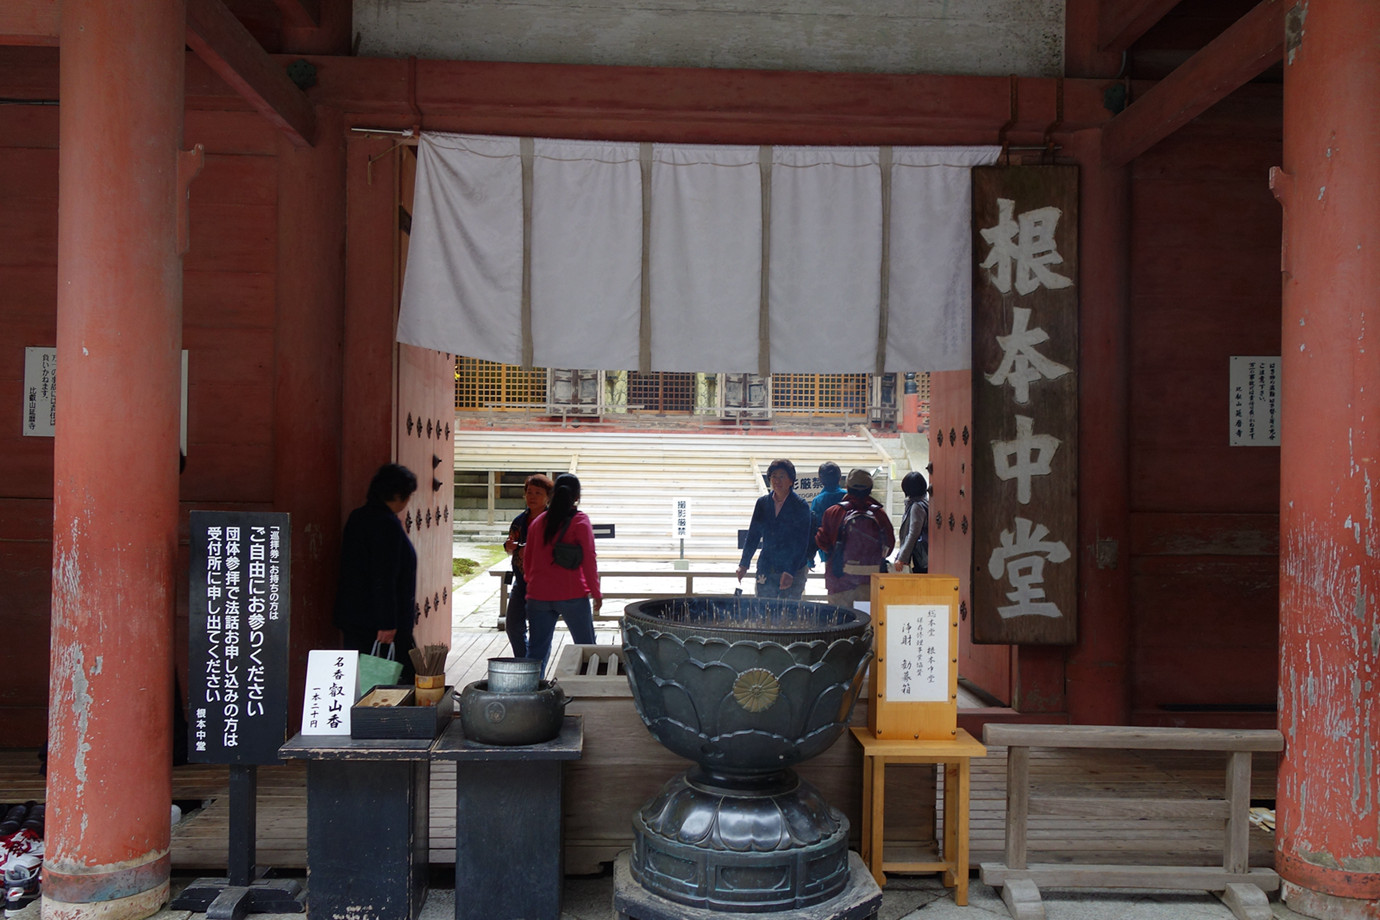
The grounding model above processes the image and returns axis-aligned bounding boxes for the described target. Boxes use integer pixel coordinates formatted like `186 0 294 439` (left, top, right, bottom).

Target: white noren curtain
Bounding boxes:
398 132 999 373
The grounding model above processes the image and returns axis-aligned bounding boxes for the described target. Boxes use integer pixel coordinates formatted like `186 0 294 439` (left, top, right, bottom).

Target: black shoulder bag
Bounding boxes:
552 517 584 570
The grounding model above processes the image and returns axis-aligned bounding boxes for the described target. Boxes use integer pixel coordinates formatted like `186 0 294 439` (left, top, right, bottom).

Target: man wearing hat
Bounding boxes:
815 468 895 608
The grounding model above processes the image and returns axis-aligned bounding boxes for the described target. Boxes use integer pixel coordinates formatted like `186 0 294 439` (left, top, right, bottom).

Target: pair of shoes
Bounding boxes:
0 805 43 876
1 804 43 918
2 856 40 917
0 805 31 841
0 833 41 879
0 803 42 916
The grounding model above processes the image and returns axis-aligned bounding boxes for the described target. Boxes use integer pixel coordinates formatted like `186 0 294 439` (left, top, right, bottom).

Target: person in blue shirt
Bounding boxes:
736 458 815 599
809 461 847 566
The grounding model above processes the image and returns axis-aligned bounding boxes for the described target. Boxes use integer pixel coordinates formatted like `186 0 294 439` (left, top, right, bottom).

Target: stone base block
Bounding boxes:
613 850 882 920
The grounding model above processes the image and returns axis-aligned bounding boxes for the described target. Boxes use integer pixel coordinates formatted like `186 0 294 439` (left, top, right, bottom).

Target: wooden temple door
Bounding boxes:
397 147 456 653
929 369 1014 704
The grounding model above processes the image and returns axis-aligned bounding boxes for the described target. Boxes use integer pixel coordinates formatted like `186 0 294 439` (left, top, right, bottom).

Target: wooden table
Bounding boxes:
851 727 986 904
278 733 434 920
431 715 584 920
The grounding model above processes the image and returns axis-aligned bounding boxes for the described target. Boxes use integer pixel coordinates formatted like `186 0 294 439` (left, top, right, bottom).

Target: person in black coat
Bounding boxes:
735 458 814 599
334 463 419 683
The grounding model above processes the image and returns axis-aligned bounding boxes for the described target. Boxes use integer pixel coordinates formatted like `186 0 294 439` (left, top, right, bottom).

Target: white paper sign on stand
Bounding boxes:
301 649 358 735
883 603 951 703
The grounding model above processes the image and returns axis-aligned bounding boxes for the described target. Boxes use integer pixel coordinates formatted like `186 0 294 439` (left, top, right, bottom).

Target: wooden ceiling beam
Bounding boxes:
0 0 58 46
301 59 1111 146
271 0 321 30
186 0 316 146
1101 0 1285 166
1098 0 1183 52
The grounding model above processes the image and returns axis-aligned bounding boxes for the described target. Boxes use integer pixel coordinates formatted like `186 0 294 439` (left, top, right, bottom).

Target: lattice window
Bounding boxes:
627 372 695 414
771 374 815 413
772 374 872 416
454 358 547 410
455 361 907 421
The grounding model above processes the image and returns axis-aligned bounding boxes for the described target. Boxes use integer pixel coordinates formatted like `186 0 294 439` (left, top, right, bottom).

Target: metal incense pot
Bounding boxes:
620 595 873 914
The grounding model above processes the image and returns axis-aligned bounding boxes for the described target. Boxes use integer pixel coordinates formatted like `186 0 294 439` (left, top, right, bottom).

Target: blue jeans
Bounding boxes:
506 575 529 658
526 597 597 675
756 567 808 600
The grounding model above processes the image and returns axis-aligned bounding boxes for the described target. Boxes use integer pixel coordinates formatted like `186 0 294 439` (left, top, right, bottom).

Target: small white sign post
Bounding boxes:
673 499 692 569
301 649 358 736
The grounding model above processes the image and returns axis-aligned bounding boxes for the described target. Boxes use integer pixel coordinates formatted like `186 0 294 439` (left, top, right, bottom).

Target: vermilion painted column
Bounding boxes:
1064 129 1132 726
275 106 347 727
1274 1 1380 917
46 1 186 918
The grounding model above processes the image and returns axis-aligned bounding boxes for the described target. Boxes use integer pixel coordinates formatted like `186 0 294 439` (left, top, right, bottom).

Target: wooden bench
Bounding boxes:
980 723 1284 920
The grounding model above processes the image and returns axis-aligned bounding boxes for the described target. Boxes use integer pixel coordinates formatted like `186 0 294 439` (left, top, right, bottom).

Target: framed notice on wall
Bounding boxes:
1229 356 1280 446
868 574 960 740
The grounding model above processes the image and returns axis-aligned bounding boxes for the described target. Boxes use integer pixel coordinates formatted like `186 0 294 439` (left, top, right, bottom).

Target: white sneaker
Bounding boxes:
0 832 41 874
3 853 40 917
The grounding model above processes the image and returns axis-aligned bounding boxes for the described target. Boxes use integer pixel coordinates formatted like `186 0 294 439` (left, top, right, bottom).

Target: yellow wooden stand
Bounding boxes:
856 574 984 902
868 574 961 740
852 726 987 904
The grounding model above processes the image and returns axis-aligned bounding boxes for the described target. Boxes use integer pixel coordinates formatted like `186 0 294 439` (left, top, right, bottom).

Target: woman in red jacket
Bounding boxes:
521 473 601 673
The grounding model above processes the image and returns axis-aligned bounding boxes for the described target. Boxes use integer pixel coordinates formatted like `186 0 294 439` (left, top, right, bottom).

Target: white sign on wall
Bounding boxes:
673 498 691 538
1229 356 1281 446
883 603 950 703
22 347 57 437
21 347 190 448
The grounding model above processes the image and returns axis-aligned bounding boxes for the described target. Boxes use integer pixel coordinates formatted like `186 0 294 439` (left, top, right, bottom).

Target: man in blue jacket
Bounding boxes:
736 458 815 599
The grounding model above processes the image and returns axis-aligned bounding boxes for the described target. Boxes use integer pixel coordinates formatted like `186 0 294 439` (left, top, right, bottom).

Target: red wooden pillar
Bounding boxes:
46 1 185 917
1274 0 1380 916
342 134 400 507
1064 129 1132 725
275 106 347 727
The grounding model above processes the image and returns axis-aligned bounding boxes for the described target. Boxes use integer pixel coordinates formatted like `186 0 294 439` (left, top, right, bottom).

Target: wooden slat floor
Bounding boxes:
0 748 1277 873
2 629 1279 875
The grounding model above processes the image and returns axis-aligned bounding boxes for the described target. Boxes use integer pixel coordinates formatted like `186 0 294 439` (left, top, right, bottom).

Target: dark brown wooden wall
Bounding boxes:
1127 89 1282 726
0 102 348 745
1 106 61 746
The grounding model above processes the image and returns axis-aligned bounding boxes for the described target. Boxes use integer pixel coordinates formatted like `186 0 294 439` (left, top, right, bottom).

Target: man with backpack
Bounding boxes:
814 468 895 609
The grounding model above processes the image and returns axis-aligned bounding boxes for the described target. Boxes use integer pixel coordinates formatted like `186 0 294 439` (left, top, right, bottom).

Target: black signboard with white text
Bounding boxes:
188 511 292 764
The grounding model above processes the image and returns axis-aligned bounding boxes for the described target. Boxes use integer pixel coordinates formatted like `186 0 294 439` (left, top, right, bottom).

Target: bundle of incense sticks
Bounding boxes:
409 644 448 677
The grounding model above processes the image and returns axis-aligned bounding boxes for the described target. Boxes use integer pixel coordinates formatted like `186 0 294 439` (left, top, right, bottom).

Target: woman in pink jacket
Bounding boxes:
521 473 601 673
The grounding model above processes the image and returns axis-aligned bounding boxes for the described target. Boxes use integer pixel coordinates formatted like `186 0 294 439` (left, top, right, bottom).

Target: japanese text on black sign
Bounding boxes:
189 511 291 764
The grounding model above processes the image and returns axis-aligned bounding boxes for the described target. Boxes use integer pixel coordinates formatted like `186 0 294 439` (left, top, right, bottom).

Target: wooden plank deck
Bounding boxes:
1 742 1278 875
1 636 1279 875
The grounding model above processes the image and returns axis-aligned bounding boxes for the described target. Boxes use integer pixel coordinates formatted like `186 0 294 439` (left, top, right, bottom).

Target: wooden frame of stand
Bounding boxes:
855 575 985 902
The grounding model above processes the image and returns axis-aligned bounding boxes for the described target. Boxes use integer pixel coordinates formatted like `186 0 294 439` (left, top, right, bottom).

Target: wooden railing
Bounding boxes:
491 568 827 621
980 723 1284 920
